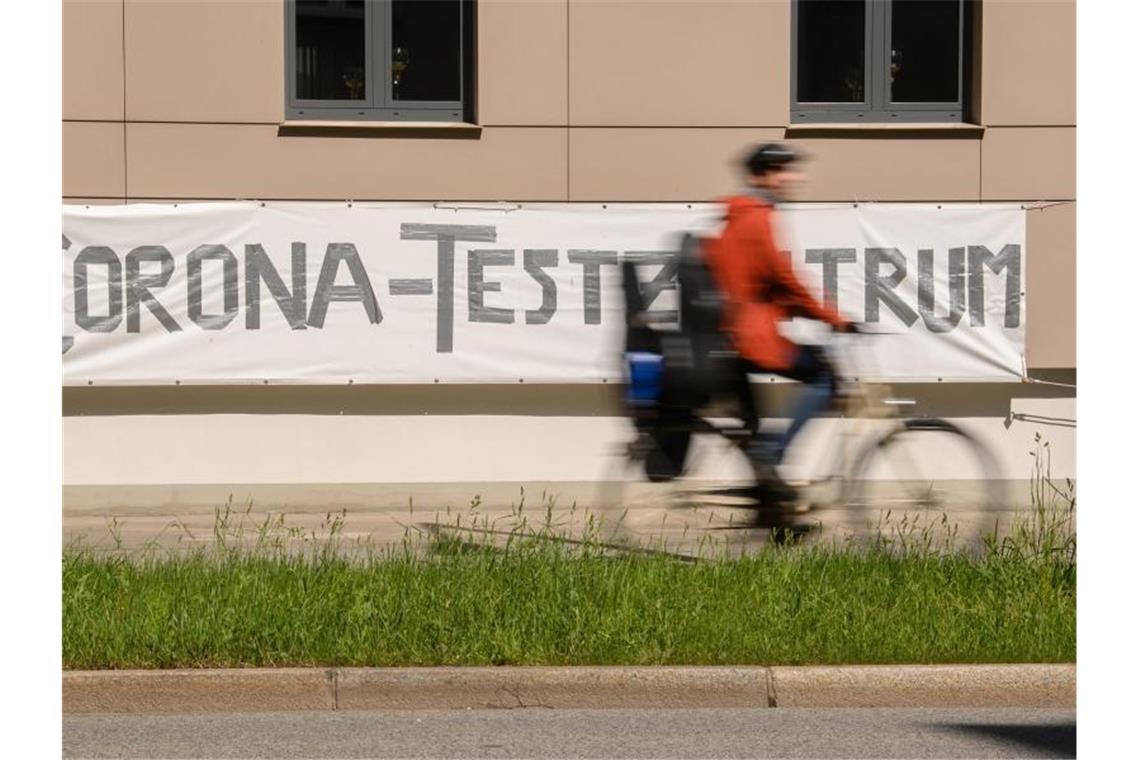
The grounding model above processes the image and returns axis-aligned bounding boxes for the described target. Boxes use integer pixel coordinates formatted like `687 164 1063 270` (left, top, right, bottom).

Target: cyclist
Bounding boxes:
704 143 859 502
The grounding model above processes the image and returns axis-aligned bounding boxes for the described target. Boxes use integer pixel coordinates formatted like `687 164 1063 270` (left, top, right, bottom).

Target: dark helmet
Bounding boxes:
742 143 802 176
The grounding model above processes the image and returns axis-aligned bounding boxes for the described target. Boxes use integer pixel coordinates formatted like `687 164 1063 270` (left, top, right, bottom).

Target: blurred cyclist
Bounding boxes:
704 143 858 502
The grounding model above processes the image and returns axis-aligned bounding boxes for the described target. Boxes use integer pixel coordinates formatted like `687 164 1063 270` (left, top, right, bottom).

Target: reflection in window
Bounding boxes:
287 0 474 121
296 0 366 101
890 0 960 103
793 0 967 122
797 0 866 103
391 0 462 102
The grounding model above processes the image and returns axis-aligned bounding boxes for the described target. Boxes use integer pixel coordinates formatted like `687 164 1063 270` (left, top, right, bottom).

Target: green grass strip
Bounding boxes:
63 537 1074 669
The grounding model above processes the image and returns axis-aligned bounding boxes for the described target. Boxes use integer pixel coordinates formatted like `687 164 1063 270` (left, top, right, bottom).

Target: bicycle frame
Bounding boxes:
630 331 919 510
791 334 913 508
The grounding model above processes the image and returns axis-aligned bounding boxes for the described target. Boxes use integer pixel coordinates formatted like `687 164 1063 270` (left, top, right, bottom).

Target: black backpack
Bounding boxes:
620 232 732 480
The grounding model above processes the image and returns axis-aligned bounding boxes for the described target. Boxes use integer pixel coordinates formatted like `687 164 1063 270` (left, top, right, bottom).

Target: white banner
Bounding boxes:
62 202 1025 384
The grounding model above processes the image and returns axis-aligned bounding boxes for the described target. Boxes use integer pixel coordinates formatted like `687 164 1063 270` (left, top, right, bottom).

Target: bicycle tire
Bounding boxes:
845 417 1004 522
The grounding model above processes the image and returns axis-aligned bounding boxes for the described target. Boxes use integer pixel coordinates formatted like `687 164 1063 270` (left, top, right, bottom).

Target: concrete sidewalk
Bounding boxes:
63 665 1075 714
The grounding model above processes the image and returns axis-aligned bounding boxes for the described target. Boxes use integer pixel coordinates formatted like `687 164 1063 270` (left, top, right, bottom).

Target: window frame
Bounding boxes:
790 0 969 124
285 0 470 122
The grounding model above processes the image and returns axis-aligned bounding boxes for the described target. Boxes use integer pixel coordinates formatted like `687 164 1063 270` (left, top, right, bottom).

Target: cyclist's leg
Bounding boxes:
730 359 798 502
733 346 836 505
729 357 762 437
772 344 837 462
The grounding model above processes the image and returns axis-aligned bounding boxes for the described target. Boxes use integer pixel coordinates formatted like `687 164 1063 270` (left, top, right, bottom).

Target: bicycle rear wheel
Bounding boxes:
846 417 1004 523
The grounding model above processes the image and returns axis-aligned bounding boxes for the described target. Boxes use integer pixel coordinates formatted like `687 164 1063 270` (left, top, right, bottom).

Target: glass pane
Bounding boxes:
797 0 866 103
890 0 960 103
295 1 367 101
392 0 462 102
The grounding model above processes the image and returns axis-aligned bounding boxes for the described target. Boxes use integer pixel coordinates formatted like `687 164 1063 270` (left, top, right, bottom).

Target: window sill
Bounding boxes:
278 121 483 138
784 122 985 138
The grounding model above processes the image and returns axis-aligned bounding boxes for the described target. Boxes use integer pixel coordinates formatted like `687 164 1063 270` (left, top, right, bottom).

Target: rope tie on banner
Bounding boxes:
1019 358 1076 389
1022 376 1078 389
1020 201 1074 212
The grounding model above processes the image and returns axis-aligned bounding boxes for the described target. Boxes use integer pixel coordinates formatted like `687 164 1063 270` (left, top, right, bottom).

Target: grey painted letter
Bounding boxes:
864 248 918 326
918 247 966 334
523 249 558 325
74 246 123 333
468 249 515 324
307 243 382 328
624 251 679 323
126 246 181 333
400 223 497 352
968 244 1022 328
245 243 307 330
805 248 857 309
187 245 239 330
568 250 618 325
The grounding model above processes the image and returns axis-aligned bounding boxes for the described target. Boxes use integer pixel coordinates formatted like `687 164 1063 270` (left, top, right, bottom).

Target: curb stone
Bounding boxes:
63 664 1074 715
768 664 1074 708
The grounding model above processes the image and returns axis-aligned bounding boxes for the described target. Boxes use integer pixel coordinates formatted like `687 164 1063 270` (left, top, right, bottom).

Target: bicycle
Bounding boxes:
597 330 1004 547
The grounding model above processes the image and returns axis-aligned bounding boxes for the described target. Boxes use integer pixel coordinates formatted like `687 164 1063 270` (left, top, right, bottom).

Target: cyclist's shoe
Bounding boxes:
744 436 793 503
752 461 798 507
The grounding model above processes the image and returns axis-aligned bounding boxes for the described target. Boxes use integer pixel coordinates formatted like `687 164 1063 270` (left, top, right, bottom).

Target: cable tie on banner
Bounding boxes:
432 202 522 213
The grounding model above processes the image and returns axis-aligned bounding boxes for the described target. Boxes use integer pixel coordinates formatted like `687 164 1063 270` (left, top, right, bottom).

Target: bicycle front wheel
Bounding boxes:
846 418 1004 519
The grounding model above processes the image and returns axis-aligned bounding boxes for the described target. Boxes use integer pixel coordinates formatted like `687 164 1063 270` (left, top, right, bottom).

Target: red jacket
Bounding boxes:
704 194 848 370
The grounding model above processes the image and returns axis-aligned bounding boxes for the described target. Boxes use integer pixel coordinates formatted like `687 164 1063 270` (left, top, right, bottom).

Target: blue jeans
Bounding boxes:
738 344 837 466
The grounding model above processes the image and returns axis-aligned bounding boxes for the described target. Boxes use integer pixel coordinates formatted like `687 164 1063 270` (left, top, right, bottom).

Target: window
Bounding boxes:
286 0 474 122
791 0 970 123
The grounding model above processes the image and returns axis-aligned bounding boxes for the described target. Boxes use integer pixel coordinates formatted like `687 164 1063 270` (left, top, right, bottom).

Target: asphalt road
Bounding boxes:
64 707 1075 759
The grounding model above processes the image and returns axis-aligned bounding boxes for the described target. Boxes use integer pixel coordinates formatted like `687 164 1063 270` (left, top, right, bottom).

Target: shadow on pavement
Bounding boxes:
932 721 1076 758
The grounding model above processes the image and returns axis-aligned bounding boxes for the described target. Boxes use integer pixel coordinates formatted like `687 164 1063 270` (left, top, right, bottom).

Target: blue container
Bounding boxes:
626 351 665 407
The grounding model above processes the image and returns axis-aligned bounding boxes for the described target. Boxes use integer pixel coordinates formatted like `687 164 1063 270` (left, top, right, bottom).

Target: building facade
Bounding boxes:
62 0 1075 514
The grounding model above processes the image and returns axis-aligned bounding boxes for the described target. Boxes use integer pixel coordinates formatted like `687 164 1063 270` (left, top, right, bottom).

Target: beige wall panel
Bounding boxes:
981 127 1074 201
478 0 567 125
63 0 124 121
1025 202 1075 369
980 0 1075 126
63 122 126 198
125 0 283 123
787 138 980 202
571 132 982 202
570 128 782 201
63 198 127 206
569 1 789 126
126 124 567 200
